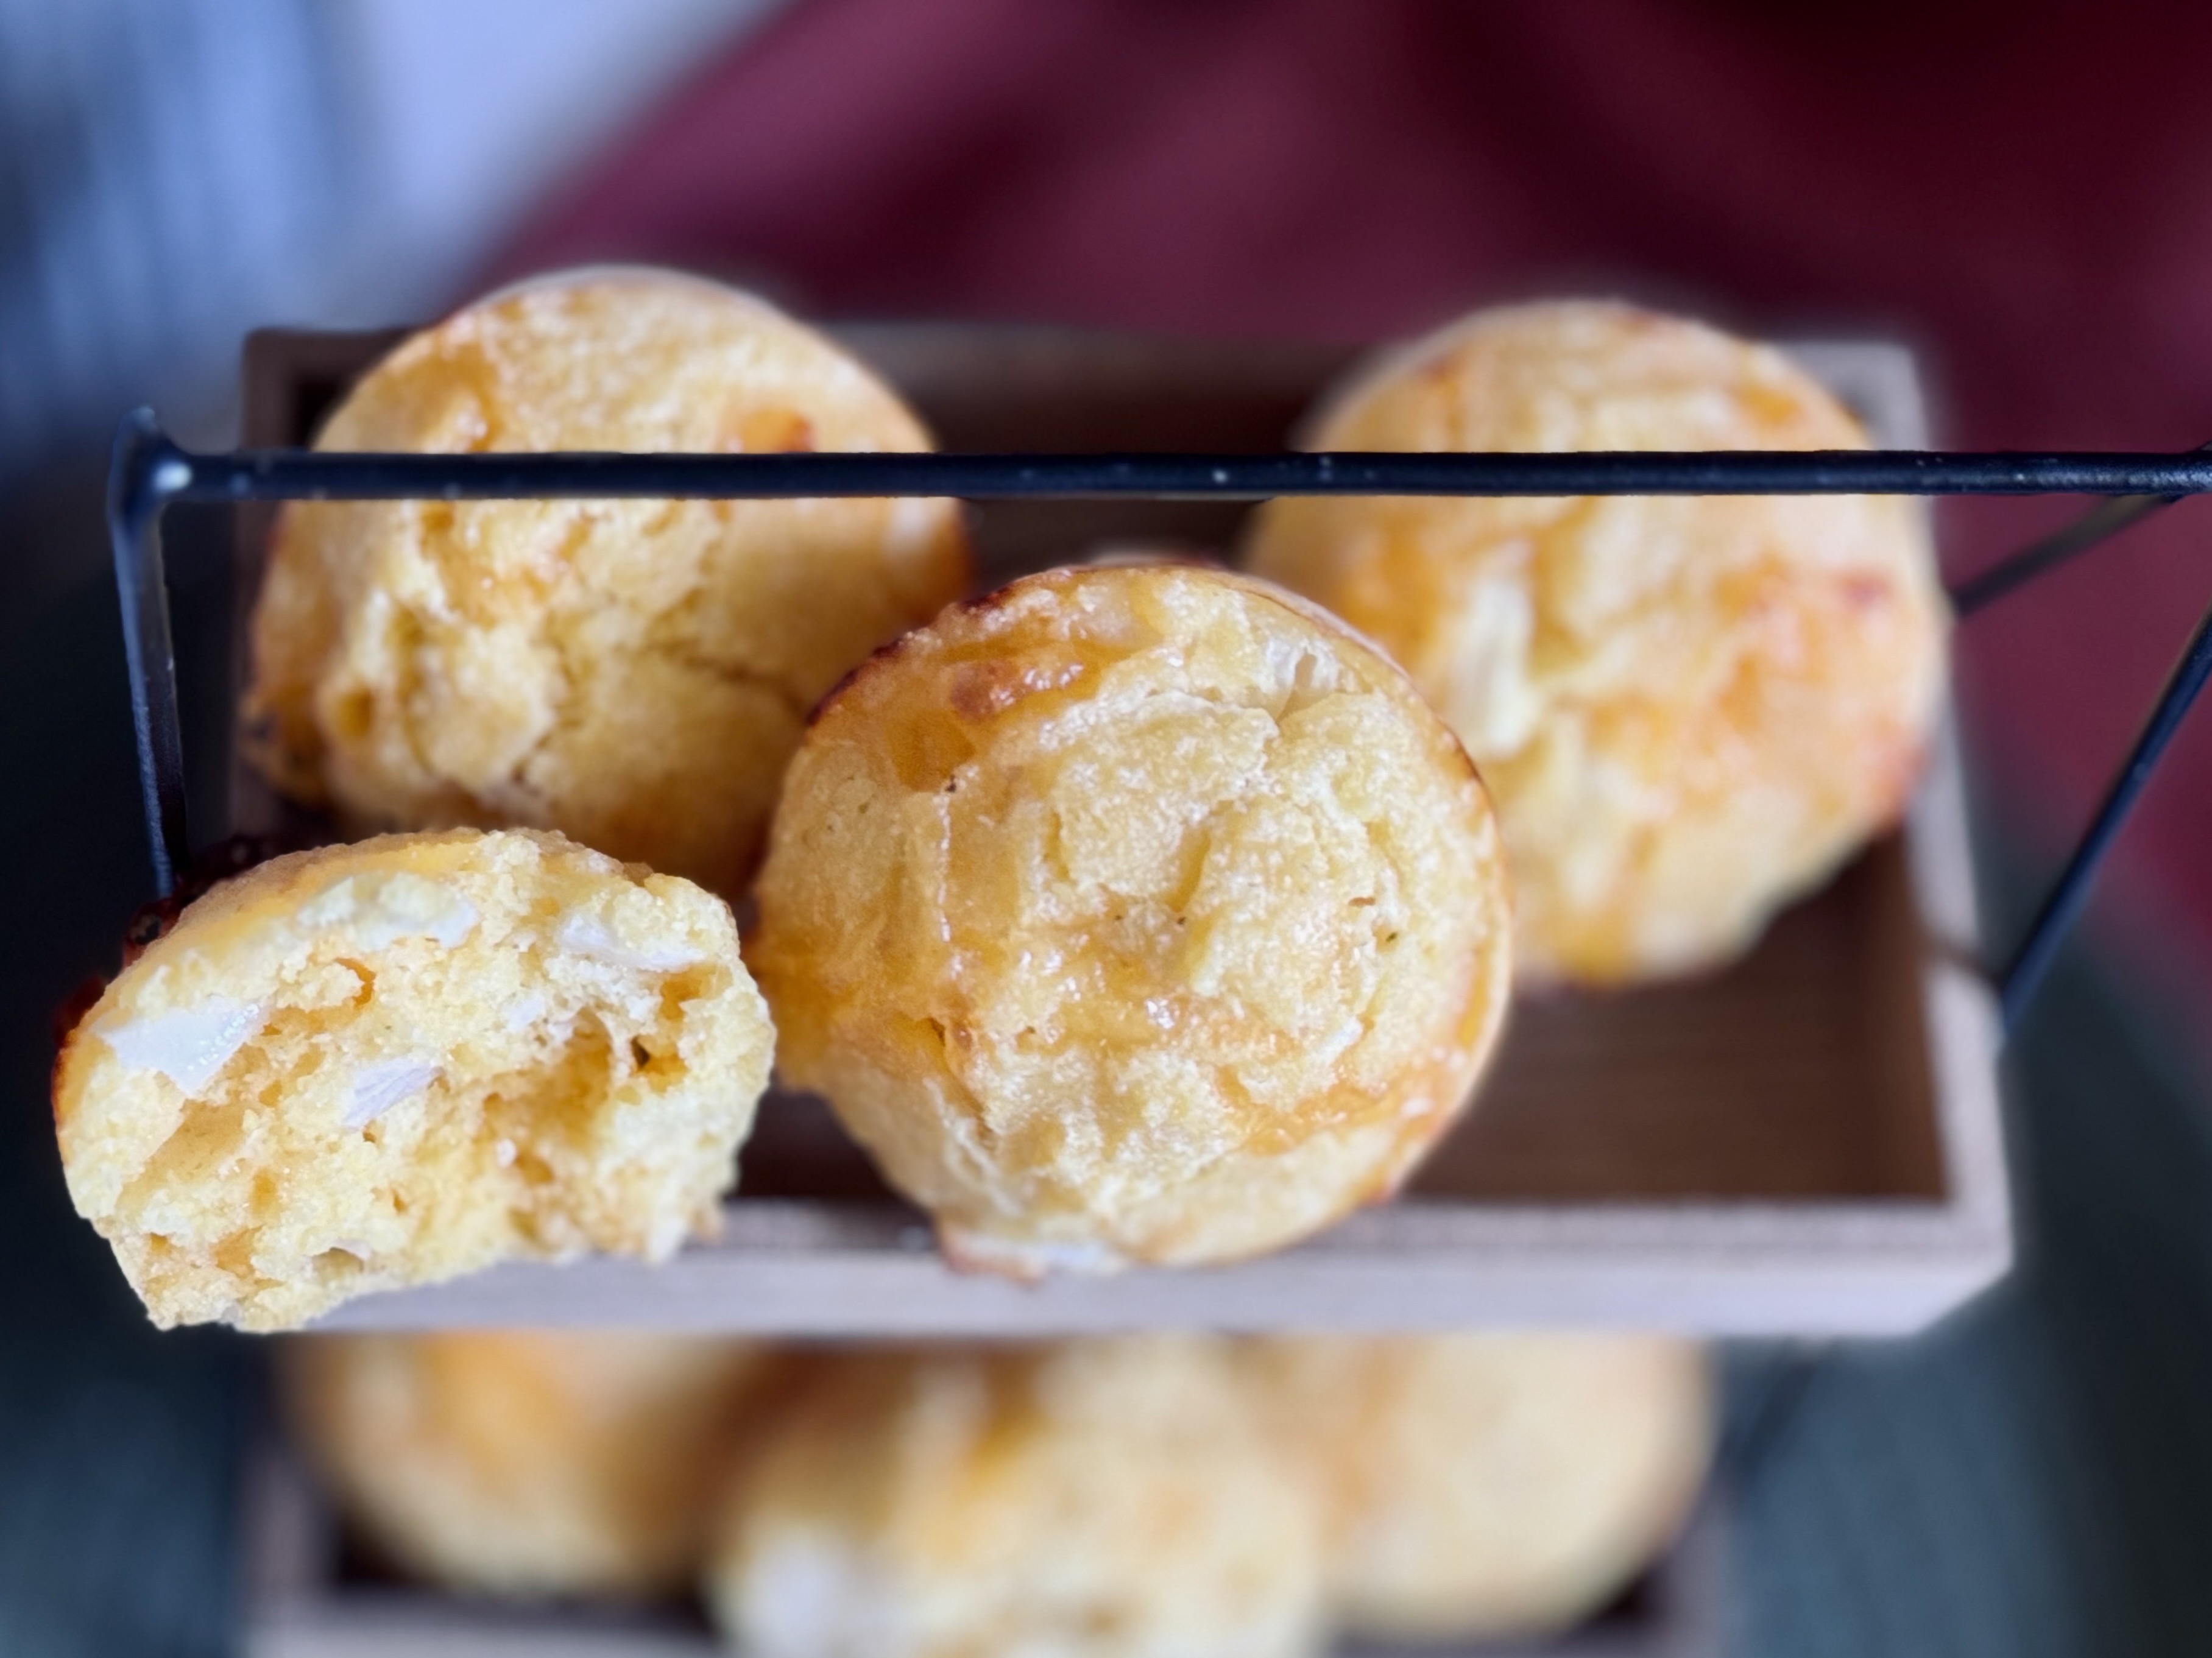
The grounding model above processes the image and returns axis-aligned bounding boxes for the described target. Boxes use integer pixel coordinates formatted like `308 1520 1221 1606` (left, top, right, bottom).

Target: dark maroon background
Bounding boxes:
496 0 2212 1002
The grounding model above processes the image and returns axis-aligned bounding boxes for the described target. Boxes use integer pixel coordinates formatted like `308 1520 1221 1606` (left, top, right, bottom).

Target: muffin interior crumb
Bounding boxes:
58 833 768 1330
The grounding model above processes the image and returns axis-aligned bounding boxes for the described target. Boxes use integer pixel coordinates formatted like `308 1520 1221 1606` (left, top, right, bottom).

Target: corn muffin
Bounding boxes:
244 267 970 897
1248 1335 1711 1640
706 1338 1326 1658
1245 300 1948 984
748 563 1514 1275
285 1332 766 1596
53 829 772 1330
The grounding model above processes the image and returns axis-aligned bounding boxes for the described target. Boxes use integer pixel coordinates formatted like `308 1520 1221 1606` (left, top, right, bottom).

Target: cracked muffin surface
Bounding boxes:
52 828 773 1330
747 563 1514 1274
244 268 970 897
1245 300 1948 984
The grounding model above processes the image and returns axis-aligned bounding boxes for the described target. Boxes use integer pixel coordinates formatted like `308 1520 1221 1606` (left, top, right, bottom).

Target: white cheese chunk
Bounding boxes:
96 1000 264 1094
300 873 478 950
556 912 701 972
343 1057 440 1129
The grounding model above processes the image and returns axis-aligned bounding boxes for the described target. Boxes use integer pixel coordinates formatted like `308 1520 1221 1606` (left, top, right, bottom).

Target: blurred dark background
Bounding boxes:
8 2 2212 1653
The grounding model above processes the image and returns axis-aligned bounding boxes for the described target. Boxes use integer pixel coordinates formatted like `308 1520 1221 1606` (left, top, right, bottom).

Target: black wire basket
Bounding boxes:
110 404 2212 1035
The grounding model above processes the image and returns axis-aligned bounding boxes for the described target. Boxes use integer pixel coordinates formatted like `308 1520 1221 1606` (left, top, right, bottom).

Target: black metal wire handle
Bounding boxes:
107 409 2212 1035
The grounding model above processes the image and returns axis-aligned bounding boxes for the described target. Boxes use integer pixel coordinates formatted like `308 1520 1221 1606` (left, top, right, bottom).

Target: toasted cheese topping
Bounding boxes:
1246 300 1947 982
244 269 970 896
751 564 1513 1274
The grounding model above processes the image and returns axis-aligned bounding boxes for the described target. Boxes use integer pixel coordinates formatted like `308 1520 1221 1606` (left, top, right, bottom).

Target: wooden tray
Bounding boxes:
238 1428 1728 1658
226 323 2007 1337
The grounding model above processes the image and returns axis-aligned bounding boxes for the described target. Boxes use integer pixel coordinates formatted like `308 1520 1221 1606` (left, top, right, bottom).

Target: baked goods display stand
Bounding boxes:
108 326 2212 1654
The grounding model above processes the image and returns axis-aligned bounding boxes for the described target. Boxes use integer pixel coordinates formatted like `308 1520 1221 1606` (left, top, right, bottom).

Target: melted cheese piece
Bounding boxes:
96 1000 265 1095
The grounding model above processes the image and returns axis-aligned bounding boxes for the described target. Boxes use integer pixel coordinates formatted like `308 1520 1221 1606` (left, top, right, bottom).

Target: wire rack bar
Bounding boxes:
1999 591 2212 1028
107 411 2212 1034
1948 492 2183 617
1947 438 2212 616
108 416 188 897
132 431 2212 504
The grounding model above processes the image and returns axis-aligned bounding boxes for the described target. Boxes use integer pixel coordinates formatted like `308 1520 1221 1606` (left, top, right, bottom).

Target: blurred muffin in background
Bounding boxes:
748 563 1514 1276
1246 1333 1711 1641
1076 541 1224 570
705 1337 1327 1658
1245 300 1947 985
284 1332 768 1598
244 267 970 897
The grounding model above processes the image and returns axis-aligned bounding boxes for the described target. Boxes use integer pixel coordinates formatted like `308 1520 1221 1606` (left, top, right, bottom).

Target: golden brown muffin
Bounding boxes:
284 1332 766 1597
748 563 1514 1276
244 267 970 897
53 829 772 1330
706 1338 1327 1658
1244 300 1948 984
1247 1335 1711 1641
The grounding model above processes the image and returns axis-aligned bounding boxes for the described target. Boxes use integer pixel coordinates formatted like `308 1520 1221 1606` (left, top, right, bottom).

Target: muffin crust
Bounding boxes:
750 563 1513 1274
1246 300 1947 983
245 269 970 896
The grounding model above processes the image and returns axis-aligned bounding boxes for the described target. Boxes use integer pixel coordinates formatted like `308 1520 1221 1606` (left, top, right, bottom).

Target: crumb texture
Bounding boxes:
245 269 970 896
1245 300 1948 982
749 563 1513 1272
52 828 773 1330
707 1338 1327 1658
1246 1334 1712 1640
284 1332 764 1596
